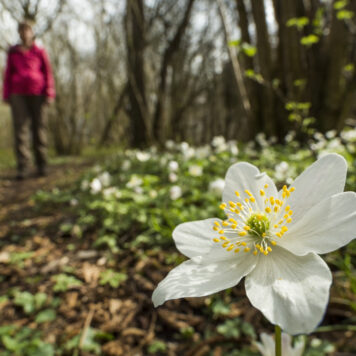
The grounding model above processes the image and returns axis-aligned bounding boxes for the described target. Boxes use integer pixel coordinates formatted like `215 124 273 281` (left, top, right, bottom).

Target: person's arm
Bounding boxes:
2 50 12 103
40 48 55 101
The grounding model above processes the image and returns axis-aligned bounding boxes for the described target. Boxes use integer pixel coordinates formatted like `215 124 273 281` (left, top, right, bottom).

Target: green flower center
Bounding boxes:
246 213 270 237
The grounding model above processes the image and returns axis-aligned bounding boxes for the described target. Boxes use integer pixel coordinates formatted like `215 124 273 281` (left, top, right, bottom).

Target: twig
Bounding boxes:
79 306 96 351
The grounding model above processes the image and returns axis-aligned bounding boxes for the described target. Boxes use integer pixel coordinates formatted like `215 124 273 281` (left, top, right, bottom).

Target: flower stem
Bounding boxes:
275 325 282 356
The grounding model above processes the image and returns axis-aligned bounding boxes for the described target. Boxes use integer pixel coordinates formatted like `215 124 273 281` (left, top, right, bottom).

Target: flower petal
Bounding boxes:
285 153 347 228
152 253 257 307
223 162 278 211
245 247 332 335
173 218 221 258
278 192 356 255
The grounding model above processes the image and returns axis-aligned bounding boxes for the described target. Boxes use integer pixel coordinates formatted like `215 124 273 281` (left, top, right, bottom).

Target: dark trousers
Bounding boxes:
10 95 48 173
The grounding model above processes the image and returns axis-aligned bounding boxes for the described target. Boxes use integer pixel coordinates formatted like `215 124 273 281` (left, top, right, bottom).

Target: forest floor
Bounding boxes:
0 160 355 356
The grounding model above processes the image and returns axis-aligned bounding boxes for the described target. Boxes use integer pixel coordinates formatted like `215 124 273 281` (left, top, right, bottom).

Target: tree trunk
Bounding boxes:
125 0 151 147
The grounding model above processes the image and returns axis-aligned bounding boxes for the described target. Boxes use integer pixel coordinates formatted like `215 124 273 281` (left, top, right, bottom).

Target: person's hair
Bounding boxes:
18 19 35 32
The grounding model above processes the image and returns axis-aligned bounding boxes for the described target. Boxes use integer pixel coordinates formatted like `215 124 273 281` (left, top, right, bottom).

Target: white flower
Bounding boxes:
169 172 178 183
81 179 89 191
103 187 122 199
126 175 143 189
209 178 225 196
136 151 151 162
90 178 102 194
255 332 305 356
122 160 131 171
170 185 182 200
212 135 226 147
152 154 356 335
168 161 179 172
196 145 211 159
188 165 203 177
165 140 175 150
98 172 111 187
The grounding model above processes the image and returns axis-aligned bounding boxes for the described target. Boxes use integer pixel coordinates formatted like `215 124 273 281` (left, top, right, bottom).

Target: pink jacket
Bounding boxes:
2 43 55 101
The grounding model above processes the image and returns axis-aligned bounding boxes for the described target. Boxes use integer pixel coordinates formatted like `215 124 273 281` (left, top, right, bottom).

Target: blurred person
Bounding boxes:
2 19 55 179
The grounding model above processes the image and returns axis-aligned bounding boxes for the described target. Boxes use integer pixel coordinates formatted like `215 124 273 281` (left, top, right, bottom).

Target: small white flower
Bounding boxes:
325 130 337 139
126 176 143 189
227 141 239 156
149 190 158 198
90 178 102 194
168 161 179 172
136 151 151 162
103 187 122 199
169 172 178 183
98 172 111 187
188 165 203 177
122 160 131 171
209 178 225 196
212 135 226 147
170 185 182 200
165 140 175 150
196 145 211 159
255 332 305 356
70 198 78 206
152 154 356 335
81 179 89 191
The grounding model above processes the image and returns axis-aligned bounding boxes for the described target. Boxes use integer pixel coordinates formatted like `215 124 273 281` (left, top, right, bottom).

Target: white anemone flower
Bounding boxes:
170 185 182 200
152 154 356 335
255 332 305 356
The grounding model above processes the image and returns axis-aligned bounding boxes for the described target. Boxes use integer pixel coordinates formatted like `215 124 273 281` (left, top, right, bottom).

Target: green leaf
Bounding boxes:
35 309 56 323
99 269 127 288
217 319 241 338
228 39 241 47
337 9 354 20
242 43 257 57
334 0 348 10
148 340 167 354
300 34 319 46
286 16 309 30
52 274 82 292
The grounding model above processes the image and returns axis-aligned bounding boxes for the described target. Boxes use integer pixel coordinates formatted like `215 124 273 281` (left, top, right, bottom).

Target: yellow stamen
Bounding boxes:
290 187 295 192
219 230 225 234
219 203 226 210
287 218 292 223
213 238 220 243
285 205 290 212
271 240 277 246
250 197 256 203
260 189 265 196
265 207 271 213
234 248 240 253
253 250 258 256
274 206 279 213
244 247 250 252
241 242 247 246
213 226 219 231
267 246 272 252
222 221 229 227
244 226 251 231
245 189 252 197
239 231 247 236
220 236 227 241
222 242 229 248
229 201 236 208
235 191 240 197
227 245 234 251
231 224 237 229
264 184 269 188
282 226 288 233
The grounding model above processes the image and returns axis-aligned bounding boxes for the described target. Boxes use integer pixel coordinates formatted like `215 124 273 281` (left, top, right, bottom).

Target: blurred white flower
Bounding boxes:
126 176 143 189
170 185 182 200
169 172 178 183
149 190 158 198
255 332 305 356
256 132 268 147
134 186 144 194
195 145 211 159
122 160 131 171
103 187 122 199
275 161 289 182
168 161 179 172
209 178 225 195
285 131 296 143
188 164 203 177
325 130 337 139
212 135 226 147
81 179 89 191
136 151 151 162
70 198 78 206
98 171 111 187
90 178 102 194
227 141 239 155
165 140 175 150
